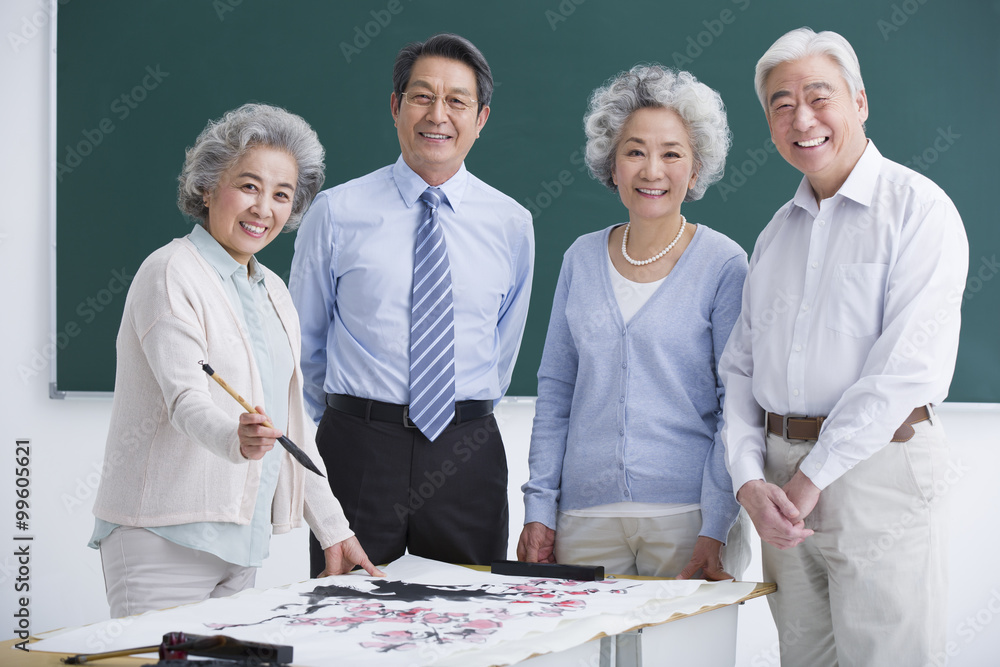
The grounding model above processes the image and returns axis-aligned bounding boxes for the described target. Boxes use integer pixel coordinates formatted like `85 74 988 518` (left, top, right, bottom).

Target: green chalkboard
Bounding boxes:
55 0 1000 400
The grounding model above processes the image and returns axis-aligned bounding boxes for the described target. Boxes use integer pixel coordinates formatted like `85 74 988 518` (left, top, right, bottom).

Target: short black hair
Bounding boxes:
392 33 493 115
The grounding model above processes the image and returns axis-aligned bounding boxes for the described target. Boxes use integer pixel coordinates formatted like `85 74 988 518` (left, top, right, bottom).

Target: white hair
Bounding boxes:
754 27 865 110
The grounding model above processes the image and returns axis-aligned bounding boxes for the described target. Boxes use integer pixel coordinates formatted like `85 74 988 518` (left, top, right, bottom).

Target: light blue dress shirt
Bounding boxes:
89 224 293 567
289 156 534 423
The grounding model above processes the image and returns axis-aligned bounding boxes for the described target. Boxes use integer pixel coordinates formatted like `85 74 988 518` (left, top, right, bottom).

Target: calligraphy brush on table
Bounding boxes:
200 361 325 477
63 632 293 664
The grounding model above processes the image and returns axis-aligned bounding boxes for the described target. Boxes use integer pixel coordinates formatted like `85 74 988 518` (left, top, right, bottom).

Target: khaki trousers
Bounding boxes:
100 526 256 618
762 418 950 666
554 508 752 579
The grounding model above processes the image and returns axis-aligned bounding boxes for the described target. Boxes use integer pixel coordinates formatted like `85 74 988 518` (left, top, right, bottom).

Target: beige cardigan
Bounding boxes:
92 237 352 549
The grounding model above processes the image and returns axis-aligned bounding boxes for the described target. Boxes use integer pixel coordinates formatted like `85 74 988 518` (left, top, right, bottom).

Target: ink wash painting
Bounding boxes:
31 555 755 666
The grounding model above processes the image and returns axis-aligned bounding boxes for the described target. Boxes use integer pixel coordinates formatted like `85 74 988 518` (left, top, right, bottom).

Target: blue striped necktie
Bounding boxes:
408 187 456 441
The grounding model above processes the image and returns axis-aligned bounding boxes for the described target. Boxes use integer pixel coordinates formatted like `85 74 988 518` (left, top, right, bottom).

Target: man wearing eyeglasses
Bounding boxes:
290 33 534 574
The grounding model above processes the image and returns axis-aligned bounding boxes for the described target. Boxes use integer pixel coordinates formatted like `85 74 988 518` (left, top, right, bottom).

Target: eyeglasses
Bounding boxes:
401 91 479 113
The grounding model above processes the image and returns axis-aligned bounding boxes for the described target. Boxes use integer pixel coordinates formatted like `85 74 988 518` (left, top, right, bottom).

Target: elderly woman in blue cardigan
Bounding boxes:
518 66 751 579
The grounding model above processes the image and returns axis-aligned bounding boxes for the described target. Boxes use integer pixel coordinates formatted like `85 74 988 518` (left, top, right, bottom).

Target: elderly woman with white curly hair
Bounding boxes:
89 103 381 618
518 66 751 579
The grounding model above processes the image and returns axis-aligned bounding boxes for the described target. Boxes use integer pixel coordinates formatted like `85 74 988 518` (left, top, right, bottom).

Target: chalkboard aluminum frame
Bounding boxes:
47 6 111 399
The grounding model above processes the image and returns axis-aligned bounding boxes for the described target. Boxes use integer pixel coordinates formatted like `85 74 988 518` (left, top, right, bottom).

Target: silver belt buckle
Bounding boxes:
401 405 417 428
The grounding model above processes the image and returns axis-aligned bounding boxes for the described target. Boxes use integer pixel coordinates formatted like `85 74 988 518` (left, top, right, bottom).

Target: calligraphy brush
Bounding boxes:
63 632 293 664
200 361 325 477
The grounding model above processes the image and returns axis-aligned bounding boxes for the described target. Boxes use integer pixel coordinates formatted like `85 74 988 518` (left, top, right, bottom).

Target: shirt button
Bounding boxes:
802 304 810 311
818 220 826 227
619 429 624 436
811 262 819 269
793 389 800 397
622 329 627 336
619 396 625 403
622 362 627 369
794 345 802 352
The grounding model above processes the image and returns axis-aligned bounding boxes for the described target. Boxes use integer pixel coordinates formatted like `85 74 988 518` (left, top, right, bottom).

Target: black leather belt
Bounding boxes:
766 406 931 443
326 394 493 428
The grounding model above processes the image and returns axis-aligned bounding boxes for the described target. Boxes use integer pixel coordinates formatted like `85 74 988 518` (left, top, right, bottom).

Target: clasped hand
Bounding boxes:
737 471 819 550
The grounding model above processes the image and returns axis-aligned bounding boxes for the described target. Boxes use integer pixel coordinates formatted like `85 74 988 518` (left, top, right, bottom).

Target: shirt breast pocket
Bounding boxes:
826 263 888 338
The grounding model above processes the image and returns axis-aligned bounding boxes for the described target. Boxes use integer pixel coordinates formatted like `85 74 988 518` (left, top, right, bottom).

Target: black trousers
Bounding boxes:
309 405 509 576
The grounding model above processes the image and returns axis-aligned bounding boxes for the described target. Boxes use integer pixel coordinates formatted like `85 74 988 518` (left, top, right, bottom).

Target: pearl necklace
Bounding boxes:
621 216 687 266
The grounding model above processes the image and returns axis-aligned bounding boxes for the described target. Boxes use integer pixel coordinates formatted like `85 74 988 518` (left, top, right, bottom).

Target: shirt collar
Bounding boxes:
391 155 468 213
792 139 881 214
188 223 265 285
836 139 881 207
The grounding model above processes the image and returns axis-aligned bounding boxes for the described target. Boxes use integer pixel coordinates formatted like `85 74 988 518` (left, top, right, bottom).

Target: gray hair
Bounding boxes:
754 27 865 111
584 65 730 201
177 103 325 230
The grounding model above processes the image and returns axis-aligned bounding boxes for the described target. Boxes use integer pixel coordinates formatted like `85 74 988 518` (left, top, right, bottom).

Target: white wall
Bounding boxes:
2 2 999 665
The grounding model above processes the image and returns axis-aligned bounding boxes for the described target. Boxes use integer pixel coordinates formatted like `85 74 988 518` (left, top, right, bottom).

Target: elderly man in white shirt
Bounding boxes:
719 28 968 667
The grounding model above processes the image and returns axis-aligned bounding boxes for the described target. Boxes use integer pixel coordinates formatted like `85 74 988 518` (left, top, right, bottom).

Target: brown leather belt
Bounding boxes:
766 406 931 443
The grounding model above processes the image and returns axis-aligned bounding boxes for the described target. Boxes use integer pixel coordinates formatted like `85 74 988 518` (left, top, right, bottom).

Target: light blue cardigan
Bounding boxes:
522 223 747 542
